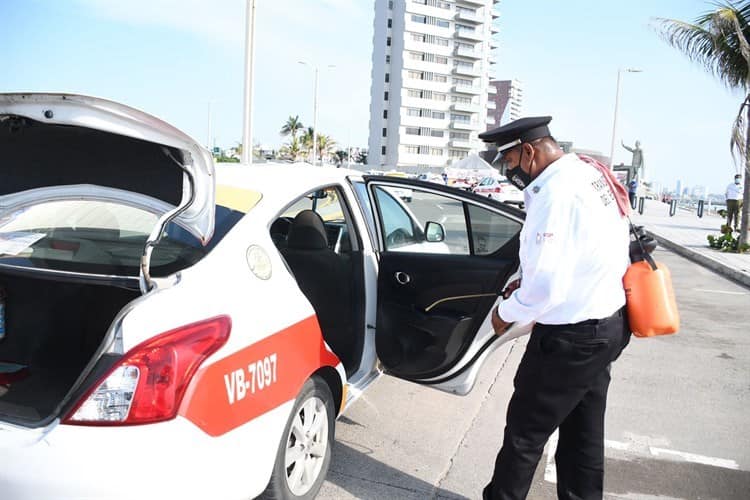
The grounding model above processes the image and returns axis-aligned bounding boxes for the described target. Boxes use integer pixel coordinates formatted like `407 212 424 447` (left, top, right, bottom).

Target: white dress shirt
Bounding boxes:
726 182 743 201
499 153 630 325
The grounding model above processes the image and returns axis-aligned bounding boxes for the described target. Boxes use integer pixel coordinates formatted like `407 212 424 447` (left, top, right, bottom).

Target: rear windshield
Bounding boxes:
0 200 243 277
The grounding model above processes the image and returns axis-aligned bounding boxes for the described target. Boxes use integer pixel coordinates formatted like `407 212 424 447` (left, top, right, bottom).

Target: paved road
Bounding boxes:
318 248 750 499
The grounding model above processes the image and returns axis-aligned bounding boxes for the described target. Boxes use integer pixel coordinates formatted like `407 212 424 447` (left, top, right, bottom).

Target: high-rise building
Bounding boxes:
487 78 523 127
368 0 500 172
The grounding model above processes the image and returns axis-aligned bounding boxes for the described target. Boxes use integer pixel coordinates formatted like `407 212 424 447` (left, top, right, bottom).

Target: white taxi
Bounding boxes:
472 175 525 208
0 94 530 500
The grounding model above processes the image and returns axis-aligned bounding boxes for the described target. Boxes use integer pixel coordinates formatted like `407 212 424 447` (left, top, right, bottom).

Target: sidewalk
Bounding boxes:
631 199 750 288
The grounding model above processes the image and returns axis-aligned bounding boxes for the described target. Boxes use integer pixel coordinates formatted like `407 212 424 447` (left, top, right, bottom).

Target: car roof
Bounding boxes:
215 163 364 200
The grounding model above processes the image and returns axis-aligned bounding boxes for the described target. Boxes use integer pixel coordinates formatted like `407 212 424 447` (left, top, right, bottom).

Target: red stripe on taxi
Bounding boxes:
180 315 340 436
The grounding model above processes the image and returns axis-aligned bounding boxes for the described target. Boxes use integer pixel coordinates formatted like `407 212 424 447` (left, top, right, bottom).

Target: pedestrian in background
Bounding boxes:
628 178 638 209
725 174 743 232
478 117 632 500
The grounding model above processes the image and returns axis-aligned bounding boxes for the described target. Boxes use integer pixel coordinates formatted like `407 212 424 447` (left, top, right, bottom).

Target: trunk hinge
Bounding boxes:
139 147 197 294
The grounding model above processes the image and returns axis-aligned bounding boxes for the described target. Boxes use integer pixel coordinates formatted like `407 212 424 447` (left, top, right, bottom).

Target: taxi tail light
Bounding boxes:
63 316 231 426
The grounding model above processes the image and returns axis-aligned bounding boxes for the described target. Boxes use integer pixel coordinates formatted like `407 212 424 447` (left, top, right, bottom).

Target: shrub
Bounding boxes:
708 230 750 253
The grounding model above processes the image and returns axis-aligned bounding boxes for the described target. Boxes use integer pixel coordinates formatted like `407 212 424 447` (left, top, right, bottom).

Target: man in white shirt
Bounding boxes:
478 117 631 500
726 174 743 232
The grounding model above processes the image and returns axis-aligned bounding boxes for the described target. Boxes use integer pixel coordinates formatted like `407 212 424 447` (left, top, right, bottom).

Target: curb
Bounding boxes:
646 230 750 289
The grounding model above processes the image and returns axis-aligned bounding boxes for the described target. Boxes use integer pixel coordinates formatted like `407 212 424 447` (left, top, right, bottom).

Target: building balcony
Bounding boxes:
406 2 454 20
453 84 482 95
455 10 481 24
406 20 453 39
487 100 497 110
450 121 477 130
487 85 497 94
455 29 485 42
454 45 481 59
403 58 451 74
456 0 484 6
452 64 481 77
404 78 452 93
405 38 453 56
451 102 480 113
401 114 450 128
486 116 496 125
450 139 473 149
488 54 497 64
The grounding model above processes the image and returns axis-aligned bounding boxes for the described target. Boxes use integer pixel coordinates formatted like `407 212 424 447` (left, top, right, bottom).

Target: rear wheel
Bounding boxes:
260 376 335 500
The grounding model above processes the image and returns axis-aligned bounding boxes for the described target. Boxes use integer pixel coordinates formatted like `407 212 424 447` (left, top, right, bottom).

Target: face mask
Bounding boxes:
504 148 532 191
736 179 742 185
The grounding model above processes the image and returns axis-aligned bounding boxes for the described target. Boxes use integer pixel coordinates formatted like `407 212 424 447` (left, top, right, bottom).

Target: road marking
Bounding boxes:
543 437 739 486
649 447 740 470
693 288 748 295
604 439 631 451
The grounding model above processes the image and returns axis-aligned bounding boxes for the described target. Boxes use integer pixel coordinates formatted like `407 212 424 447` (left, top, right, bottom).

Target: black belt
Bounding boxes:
537 307 624 330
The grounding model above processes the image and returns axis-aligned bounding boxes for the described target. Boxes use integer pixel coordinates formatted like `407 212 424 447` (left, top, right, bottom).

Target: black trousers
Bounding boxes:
484 309 630 500
727 199 740 230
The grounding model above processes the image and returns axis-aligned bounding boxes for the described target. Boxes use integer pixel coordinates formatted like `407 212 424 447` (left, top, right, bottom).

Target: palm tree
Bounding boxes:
300 126 315 162
656 2 750 248
280 115 304 142
317 134 336 163
280 136 302 162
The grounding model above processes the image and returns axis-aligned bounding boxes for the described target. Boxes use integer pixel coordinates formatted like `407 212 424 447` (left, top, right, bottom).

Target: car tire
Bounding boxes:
259 376 335 500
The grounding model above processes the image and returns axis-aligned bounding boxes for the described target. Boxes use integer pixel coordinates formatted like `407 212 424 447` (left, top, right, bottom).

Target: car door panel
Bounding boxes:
377 251 516 379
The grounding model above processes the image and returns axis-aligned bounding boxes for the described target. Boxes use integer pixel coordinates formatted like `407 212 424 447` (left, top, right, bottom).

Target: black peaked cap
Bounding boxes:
478 116 553 152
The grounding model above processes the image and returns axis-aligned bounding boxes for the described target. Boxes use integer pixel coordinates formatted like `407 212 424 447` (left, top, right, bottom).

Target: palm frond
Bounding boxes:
654 1 750 90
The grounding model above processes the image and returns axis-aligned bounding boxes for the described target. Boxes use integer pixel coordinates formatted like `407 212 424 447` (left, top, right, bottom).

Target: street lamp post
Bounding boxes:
241 0 257 165
608 68 642 169
299 62 335 166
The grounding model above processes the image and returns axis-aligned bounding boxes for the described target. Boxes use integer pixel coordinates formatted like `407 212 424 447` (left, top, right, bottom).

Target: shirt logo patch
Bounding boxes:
536 232 555 244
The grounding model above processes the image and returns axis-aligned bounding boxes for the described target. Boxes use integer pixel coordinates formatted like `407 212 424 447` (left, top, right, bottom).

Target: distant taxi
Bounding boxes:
0 93 530 500
472 176 525 208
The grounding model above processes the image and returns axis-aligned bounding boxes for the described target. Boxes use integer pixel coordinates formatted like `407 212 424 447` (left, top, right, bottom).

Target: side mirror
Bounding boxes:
312 190 328 199
424 221 445 243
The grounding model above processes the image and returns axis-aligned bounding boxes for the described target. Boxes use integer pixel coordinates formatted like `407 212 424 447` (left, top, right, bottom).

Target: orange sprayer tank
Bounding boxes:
623 260 680 337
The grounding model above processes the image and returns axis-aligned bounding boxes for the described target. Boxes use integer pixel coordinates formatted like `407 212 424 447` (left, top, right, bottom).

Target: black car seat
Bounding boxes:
280 210 354 368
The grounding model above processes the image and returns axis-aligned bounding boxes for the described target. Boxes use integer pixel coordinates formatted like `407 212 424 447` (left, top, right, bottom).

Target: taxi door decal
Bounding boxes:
181 315 340 436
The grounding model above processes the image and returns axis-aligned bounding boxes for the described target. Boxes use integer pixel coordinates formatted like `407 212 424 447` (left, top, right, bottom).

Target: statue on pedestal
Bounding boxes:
621 140 645 180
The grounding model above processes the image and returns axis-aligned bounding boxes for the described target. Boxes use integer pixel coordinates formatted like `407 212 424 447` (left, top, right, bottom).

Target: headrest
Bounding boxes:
287 210 329 250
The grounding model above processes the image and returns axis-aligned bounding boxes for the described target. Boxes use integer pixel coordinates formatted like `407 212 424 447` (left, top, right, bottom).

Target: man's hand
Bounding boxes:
501 279 521 299
491 306 512 336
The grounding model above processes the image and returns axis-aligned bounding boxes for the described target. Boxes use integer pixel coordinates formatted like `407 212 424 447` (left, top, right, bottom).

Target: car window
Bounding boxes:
274 185 355 253
0 199 244 276
373 186 470 254
467 204 522 255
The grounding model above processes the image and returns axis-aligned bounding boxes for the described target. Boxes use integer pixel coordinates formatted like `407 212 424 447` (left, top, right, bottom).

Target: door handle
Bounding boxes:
394 271 411 285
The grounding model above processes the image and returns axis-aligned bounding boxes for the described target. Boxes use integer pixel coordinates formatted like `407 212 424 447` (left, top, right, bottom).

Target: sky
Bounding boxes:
1 0 744 194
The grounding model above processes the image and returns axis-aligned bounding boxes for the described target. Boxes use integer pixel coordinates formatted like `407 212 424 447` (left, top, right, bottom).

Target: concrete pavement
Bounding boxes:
631 199 750 287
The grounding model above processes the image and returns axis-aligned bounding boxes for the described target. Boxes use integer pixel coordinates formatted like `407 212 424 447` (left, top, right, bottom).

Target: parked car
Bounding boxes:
0 93 531 500
383 170 413 202
472 176 525 208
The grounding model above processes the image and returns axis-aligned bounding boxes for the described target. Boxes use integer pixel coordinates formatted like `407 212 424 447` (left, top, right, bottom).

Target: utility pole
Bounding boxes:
241 0 257 165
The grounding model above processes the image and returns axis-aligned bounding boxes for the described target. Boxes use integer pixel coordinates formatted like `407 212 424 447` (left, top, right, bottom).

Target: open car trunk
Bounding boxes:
0 272 138 426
